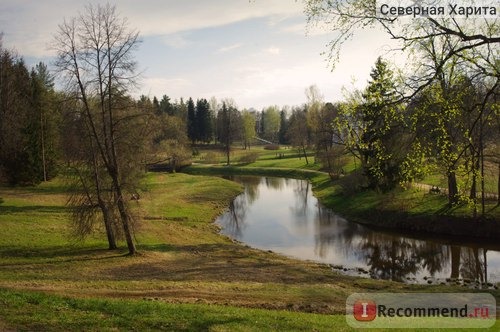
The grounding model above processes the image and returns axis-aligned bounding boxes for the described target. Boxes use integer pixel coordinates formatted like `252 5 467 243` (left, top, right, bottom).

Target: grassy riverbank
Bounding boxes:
186 146 499 237
0 169 499 330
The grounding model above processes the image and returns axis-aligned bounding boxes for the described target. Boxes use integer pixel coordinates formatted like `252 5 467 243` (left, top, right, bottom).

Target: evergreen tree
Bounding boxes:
278 109 289 145
0 44 57 184
159 95 174 116
196 98 212 143
187 97 197 144
152 96 160 115
360 57 407 191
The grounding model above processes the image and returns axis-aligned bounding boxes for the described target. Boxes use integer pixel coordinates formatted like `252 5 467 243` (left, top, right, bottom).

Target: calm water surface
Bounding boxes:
215 176 500 285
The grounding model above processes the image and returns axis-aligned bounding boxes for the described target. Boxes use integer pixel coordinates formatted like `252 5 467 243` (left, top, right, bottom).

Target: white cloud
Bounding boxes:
216 43 243 54
162 34 192 49
266 47 281 55
1 0 406 110
281 22 332 37
121 0 303 36
1 0 303 57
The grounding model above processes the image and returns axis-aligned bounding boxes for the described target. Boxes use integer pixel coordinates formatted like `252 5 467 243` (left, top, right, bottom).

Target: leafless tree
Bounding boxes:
53 4 141 254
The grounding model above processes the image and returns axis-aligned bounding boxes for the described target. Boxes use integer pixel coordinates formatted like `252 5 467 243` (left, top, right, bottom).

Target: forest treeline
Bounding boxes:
0 3 498 254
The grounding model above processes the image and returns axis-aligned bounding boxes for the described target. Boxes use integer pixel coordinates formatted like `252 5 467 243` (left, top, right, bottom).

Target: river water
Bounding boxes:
215 176 500 286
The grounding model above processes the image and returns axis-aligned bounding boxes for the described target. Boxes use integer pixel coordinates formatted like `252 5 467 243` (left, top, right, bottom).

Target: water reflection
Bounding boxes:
216 176 500 284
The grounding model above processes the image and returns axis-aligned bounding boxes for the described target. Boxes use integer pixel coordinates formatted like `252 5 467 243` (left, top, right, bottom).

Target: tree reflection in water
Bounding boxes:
216 176 497 284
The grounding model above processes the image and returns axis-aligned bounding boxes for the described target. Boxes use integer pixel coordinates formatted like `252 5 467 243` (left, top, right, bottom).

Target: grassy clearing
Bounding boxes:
0 288 344 331
1 159 498 330
0 171 436 330
1 288 499 332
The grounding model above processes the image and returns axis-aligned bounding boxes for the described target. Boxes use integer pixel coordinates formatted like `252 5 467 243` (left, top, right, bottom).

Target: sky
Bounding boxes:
0 0 398 110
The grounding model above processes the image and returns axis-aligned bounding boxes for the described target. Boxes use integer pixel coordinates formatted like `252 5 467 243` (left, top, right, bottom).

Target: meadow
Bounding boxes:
0 147 498 330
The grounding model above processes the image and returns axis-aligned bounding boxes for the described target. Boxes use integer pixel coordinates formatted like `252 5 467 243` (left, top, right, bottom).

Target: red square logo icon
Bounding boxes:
353 300 377 321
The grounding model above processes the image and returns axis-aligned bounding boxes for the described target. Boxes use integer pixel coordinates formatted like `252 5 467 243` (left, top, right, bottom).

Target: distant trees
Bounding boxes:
53 3 142 254
186 97 214 144
0 40 59 185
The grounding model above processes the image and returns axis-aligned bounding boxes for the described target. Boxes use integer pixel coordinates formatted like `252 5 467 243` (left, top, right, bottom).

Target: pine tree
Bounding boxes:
196 98 212 143
187 97 197 144
360 57 406 191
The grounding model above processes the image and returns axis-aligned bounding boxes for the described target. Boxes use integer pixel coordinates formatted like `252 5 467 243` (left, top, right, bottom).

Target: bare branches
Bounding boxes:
53 4 141 254
304 0 499 97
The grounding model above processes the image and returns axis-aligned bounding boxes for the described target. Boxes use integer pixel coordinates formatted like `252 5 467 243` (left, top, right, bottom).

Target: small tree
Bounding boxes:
287 107 310 164
217 101 241 165
262 106 281 142
241 110 256 149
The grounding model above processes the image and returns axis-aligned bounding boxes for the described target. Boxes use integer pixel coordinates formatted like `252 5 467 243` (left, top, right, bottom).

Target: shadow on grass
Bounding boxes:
0 204 69 214
0 246 126 265
109 242 341 285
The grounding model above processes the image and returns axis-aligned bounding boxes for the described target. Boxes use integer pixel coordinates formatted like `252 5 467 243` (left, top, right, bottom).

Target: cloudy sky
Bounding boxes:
0 0 397 109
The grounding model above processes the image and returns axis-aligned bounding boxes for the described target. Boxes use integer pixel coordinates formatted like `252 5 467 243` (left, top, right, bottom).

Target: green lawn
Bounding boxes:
0 158 498 330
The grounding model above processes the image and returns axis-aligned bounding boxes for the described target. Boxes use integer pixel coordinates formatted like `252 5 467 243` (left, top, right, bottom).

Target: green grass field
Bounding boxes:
0 147 499 330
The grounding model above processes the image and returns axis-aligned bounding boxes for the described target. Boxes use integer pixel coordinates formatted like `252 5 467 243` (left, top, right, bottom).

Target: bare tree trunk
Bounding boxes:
54 4 140 254
302 145 309 164
40 106 47 182
100 201 117 250
479 115 485 217
470 149 478 218
450 246 460 279
447 171 459 206
497 162 500 206
112 177 136 255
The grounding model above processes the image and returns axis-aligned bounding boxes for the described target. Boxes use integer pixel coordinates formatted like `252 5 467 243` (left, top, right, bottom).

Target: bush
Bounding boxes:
264 144 280 150
203 151 222 164
237 152 259 164
336 169 367 196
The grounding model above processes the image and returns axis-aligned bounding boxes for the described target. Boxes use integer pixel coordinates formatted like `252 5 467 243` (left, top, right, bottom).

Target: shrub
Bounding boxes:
264 144 280 150
203 151 222 164
237 152 259 164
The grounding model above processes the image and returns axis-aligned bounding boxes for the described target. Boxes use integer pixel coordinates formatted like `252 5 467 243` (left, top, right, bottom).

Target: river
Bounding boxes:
215 176 500 287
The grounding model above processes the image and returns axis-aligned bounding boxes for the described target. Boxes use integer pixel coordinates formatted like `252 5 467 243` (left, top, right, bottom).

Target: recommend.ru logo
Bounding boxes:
346 293 496 328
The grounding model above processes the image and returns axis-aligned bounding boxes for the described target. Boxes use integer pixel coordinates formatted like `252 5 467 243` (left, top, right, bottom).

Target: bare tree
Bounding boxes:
53 4 141 254
287 106 311 164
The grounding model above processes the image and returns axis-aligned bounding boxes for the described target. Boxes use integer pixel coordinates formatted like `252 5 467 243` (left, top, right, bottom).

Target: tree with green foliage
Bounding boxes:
262 106 281 143
304 0 499 93
241 110 256 149
359 57 408 191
